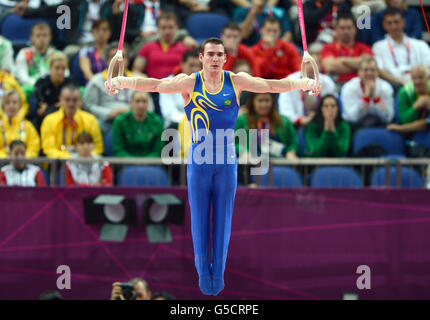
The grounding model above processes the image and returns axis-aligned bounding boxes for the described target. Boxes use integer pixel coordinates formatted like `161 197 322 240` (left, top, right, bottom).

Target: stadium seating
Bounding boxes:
186 13 230 43
310 166 363 188
413 131 430 148
353 128 405 156
118 165 170 186
370 167 423 188
256 166 303 187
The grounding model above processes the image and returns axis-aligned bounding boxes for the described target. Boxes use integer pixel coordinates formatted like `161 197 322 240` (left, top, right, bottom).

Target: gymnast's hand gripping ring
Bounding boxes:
301 51 320 96
107 50 125 93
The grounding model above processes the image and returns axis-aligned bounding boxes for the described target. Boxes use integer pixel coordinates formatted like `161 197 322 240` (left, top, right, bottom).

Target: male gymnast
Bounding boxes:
105 37 321 296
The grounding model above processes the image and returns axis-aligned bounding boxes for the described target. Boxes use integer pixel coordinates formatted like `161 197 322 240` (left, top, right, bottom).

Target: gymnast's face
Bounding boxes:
200 43 226 73
253 93 273 117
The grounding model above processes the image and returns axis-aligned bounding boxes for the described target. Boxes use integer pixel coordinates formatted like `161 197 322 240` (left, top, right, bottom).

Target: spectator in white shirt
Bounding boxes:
159 49 201 129
278 51 336 127
372 7 430 90
341 56 394 129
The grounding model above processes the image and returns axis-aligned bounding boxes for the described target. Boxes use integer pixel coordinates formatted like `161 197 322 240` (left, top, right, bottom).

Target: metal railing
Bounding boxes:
0 157 429 188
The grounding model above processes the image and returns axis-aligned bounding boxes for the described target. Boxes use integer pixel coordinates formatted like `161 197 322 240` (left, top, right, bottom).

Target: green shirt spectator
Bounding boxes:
305 94 351 157
112 92 164 157
398 66 430 124
235 92 298 159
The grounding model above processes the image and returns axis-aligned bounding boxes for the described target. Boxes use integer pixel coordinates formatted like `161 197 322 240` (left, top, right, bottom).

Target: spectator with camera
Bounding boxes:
110 278 151 300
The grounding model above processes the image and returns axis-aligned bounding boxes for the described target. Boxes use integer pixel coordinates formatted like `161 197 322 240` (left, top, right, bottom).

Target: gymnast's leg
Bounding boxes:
211 159 237 295
187 157 213 295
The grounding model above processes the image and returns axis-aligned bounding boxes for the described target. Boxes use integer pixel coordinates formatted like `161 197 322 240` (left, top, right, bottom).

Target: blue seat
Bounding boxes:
186 13 231 43
370 167 423 188
70 54 87 86
103 129 113 157
256 166 303 187
310 166 363 188
413 131 430 148
353 127 405 156
118 165 170 186
0 14 48 44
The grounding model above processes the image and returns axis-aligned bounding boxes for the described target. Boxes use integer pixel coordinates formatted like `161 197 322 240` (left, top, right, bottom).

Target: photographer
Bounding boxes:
110 278 151 300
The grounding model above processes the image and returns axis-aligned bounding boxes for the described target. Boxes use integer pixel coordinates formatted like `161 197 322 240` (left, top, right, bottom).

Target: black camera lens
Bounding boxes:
119 283 136 300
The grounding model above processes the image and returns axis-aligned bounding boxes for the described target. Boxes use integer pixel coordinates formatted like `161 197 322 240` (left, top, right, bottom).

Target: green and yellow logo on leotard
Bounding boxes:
188 91 222 143
224 100 231 105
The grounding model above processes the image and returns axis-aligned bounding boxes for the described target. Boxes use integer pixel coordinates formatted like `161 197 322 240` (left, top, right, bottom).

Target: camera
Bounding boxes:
118 282 136 300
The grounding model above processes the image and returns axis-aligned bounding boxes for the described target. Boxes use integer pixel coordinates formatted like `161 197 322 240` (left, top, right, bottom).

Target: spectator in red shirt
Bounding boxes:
132 12 190 79
250 16 301 79
65 131 113 186
0 140 46 187
320 13 373 85
221 22 260 77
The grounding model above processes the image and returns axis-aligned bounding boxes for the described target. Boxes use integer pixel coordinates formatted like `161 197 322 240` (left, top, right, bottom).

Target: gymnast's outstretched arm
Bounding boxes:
232 72 321 95
105 73 195 95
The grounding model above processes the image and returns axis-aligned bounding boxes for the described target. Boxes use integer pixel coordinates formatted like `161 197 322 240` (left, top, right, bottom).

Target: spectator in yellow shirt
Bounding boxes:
0 70 29 120
0 89 40 158
41 84 103 158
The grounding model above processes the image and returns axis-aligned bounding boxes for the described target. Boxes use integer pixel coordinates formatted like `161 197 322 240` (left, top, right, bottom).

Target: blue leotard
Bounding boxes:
184 70 239 295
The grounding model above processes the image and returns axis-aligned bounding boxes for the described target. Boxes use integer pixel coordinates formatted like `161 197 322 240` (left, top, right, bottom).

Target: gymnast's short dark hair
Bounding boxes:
199 38 225 55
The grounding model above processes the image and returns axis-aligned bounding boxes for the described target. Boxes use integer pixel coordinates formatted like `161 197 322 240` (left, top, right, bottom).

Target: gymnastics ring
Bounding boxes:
301 51 320 96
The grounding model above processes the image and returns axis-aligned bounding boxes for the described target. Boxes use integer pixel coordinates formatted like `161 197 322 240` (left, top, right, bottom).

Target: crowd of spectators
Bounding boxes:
0 0 428 187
